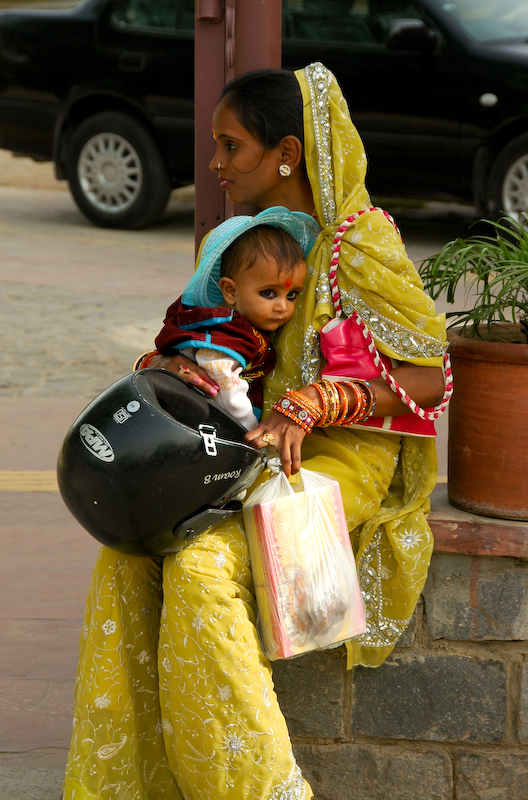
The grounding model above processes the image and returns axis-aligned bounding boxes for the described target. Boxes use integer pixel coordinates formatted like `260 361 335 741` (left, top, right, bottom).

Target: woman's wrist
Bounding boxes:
273 379 377 432
272 390 323 433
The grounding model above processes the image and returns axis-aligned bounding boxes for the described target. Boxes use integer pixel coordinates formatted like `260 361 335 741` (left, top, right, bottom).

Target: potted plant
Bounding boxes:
419 216 528 521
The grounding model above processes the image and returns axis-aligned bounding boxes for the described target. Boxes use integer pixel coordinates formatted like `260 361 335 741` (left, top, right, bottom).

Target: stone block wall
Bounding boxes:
272 552 528 800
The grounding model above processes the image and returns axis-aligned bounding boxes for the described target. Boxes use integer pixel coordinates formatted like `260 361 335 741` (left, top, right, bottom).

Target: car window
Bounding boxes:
114 0 194 32
282 0 423 45
0 0 81 7
283 0 375 44
365 0 425 43
441 0 528 43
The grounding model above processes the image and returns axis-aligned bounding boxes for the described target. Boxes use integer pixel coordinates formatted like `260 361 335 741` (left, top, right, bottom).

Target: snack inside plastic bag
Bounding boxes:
243 467 366 660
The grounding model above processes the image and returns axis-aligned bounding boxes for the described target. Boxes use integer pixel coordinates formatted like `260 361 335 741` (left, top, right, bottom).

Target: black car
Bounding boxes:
3 0 528 228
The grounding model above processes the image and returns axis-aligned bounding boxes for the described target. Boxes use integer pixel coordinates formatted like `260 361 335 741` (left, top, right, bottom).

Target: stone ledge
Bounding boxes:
350 653 506 744
423 552 528 641
429 488 528 559
294 744 453 800
455 752 528 800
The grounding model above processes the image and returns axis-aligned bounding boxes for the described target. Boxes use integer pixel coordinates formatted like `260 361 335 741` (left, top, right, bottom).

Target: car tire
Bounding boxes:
66 111 172 229
487 132 528 222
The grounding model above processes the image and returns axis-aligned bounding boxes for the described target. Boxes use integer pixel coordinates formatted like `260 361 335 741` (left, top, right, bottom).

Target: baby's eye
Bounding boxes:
260 289 276 298
286 290 299 301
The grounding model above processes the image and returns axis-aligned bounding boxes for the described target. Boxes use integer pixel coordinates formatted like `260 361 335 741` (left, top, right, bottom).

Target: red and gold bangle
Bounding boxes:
340 380 376 425
272 390 323 433
319 379 340 425
339 380 363 425
337 381 362 425
133 350 160 370
286 390 323 423
311 379 345 426
333 382 349 425
312 381 329 423
272 398 315 433
355 380 376 421
297 391 323 420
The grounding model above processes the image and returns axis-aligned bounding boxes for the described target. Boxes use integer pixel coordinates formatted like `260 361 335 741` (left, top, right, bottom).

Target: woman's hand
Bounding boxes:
244 410 307 478
143 353 219 397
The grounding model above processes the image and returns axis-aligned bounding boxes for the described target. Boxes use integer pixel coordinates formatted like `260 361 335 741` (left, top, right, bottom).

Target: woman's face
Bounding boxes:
209 101 284 208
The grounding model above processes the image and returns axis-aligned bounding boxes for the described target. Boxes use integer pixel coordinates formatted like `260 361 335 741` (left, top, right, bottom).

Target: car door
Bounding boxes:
282 0 465 201
95 0 194 181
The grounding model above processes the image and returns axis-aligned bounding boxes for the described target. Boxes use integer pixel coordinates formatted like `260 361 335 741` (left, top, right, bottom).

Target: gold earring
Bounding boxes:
279 164 291 177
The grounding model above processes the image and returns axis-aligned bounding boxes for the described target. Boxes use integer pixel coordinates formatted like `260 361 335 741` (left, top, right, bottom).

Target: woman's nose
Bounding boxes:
208 150 219 172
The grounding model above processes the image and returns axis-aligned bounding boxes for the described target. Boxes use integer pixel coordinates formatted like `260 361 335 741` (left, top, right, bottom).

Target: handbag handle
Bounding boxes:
327 208 453 422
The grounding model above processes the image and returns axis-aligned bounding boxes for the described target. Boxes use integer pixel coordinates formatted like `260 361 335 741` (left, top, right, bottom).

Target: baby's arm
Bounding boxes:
194 348 259 431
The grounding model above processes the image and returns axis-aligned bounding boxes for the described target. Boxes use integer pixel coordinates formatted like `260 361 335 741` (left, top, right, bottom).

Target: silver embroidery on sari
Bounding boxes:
301 63 335 381
300 63 446 382
356 528 411 648
301 323 322 385
305 62 336 226
340 287 449 359
299 282 447 384
269 763 306 800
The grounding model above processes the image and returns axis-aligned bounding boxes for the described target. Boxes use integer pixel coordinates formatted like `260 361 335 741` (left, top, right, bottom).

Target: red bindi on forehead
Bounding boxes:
283 277 293 289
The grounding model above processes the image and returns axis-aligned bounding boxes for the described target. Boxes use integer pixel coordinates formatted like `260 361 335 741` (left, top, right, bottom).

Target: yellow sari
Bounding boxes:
62 63 447 800
265 63 447 667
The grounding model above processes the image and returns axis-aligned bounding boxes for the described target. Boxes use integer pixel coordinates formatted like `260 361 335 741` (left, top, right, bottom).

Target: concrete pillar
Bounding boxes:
194 0 282 253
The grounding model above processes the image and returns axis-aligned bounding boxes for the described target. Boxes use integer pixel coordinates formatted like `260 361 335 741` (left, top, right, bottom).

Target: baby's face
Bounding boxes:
222 256 307 332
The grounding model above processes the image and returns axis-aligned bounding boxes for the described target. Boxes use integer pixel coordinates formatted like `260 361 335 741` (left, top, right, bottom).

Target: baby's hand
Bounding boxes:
143 353 219 397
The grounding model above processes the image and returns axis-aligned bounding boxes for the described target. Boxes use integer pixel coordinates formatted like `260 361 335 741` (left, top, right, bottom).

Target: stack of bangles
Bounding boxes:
272 379 376 434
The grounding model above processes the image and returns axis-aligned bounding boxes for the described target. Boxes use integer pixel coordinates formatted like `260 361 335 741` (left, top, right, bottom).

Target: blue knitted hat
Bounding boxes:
182 206 319 308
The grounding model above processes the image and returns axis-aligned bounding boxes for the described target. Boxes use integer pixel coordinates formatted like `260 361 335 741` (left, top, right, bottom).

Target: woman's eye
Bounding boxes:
226 142 237 151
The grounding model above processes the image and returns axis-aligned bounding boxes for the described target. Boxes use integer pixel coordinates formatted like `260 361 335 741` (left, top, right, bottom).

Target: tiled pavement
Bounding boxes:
0 397 99 798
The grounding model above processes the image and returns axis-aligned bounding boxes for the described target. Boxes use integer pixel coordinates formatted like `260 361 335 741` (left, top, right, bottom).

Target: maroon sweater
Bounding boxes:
155 298 276 411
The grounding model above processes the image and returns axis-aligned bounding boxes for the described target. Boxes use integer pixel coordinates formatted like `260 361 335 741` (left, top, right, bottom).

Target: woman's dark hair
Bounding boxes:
220 69 304 150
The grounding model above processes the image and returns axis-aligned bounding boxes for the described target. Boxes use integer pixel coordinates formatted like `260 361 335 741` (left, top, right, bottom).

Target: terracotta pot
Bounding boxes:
447 326 528 520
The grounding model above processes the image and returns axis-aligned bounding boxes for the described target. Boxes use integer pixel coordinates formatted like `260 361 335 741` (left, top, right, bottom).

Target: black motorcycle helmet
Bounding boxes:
57 369 265 555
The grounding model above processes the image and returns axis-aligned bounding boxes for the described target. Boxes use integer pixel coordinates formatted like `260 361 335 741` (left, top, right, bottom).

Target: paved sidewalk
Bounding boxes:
0 397 100 798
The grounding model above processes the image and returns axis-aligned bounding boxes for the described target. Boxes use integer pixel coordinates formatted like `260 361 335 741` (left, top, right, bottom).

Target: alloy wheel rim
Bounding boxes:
78 132 142 213
502 154 528 222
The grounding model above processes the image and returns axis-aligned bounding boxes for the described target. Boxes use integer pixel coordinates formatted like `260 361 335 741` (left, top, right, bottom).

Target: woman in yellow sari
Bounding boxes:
62 63 447 800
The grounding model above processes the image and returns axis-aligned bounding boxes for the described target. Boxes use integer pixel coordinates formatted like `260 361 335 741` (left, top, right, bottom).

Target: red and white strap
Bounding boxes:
329 207 401 316
328 208 453 421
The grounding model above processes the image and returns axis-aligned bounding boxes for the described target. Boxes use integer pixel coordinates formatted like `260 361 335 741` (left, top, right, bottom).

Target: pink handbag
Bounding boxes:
320 208 452 438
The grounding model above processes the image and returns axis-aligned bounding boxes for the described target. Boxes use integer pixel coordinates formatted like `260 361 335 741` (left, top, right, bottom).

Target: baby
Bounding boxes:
155 206 318 430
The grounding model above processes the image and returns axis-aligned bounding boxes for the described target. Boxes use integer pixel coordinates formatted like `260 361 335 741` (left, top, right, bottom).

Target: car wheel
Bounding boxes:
66 111 172 229
488 132 528 222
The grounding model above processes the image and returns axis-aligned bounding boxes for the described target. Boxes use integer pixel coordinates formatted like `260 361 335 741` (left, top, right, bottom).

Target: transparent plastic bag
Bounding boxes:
243 467 366 660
